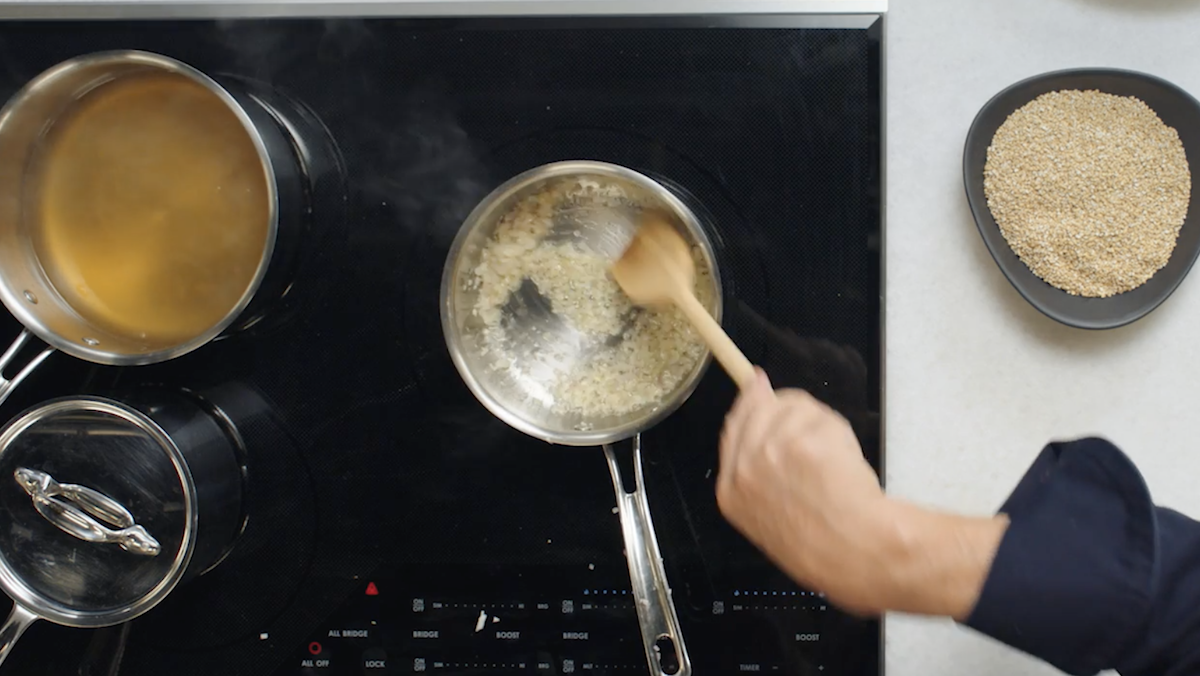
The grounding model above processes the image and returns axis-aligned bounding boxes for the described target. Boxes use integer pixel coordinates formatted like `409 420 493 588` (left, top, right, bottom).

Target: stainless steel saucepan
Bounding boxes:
0 389 246 669
441 160 722 676
0 50 309 406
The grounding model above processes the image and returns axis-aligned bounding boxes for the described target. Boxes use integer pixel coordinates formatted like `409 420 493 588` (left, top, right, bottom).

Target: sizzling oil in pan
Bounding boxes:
28 71 270 347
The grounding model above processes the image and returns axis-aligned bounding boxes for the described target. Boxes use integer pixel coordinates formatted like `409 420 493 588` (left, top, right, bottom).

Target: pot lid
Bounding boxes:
0 397 195 625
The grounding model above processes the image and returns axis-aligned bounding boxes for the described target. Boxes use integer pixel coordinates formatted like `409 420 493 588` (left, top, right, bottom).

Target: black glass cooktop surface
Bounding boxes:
0 14 882 676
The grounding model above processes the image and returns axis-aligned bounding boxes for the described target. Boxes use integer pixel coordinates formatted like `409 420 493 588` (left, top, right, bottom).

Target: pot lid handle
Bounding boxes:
15 467 161 557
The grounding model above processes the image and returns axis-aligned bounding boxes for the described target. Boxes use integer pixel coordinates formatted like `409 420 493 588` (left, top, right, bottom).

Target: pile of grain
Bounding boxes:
984 89 1191 297
468 178 713 418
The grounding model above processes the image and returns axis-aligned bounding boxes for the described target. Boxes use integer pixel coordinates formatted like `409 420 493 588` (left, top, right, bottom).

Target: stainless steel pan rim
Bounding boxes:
440 159 723 447
0 49 280 367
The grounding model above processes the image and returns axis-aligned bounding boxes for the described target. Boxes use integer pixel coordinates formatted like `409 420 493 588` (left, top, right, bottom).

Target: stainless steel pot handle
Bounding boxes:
14 467 161 557
603 434 691 676
0 603 38 668
0 330 53 408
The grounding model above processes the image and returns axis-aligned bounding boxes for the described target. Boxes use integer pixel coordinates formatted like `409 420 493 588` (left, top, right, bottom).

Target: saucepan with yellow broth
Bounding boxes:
0 50 311 403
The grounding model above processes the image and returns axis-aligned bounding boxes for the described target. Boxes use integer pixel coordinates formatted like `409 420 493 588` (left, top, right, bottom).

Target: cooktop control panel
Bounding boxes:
283 569 836 676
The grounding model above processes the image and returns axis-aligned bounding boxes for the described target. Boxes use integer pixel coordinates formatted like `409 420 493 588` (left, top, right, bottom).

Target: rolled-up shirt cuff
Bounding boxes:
963 437 1156 676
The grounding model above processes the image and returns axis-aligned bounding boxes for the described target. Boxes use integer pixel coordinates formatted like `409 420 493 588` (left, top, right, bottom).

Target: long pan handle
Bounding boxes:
0 603 38 668
603 434 691 676
0 330 53 409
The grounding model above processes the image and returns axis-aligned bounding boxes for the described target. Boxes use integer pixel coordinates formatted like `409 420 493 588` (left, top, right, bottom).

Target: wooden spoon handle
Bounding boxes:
676 292 757 390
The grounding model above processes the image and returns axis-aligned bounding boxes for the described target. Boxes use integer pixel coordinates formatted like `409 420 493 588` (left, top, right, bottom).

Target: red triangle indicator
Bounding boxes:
365 582 379 596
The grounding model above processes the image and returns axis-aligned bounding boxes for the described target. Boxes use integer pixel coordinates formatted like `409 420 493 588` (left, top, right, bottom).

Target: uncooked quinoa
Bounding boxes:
468 178 714 418
983 89 1191 297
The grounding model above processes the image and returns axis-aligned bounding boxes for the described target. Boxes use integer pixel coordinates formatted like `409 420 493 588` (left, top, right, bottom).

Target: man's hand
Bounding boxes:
717 368 1008 620
717 368 893 615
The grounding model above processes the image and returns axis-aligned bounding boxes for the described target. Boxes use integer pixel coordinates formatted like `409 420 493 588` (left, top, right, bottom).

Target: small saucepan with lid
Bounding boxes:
0 389 245 669
441 160 723 676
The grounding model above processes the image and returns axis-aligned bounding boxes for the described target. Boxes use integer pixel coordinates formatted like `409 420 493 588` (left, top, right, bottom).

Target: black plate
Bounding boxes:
964 68 1200 330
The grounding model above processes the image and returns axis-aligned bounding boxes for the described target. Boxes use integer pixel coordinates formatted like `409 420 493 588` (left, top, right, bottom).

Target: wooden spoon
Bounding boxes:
611 211 757 389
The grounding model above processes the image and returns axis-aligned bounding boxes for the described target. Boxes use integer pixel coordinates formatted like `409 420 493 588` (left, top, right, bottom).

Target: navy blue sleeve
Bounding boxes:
963 437 1200 676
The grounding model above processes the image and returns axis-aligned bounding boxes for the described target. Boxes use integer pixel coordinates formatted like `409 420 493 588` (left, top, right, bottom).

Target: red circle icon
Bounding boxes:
308 641 323 655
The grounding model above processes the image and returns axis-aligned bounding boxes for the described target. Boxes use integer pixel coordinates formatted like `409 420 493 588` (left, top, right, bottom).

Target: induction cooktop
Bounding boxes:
0 8 883 676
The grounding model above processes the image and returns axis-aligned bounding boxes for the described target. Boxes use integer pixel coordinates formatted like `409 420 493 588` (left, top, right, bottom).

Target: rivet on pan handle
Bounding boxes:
604 434 691 676
14 467 161 557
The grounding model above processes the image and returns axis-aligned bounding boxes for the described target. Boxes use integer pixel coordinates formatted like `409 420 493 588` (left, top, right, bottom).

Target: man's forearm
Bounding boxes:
854 439 1200 676
873 500 1009 620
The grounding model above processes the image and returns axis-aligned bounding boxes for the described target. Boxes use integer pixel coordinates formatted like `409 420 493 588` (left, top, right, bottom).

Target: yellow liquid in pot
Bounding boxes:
29 71 271 347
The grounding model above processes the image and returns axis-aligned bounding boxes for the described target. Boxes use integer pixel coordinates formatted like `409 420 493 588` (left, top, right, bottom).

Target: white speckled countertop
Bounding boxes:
887 1 1200 675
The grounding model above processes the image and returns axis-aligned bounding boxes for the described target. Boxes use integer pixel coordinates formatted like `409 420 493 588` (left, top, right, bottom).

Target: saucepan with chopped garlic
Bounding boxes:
440 159 723 676
440 159 721 447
